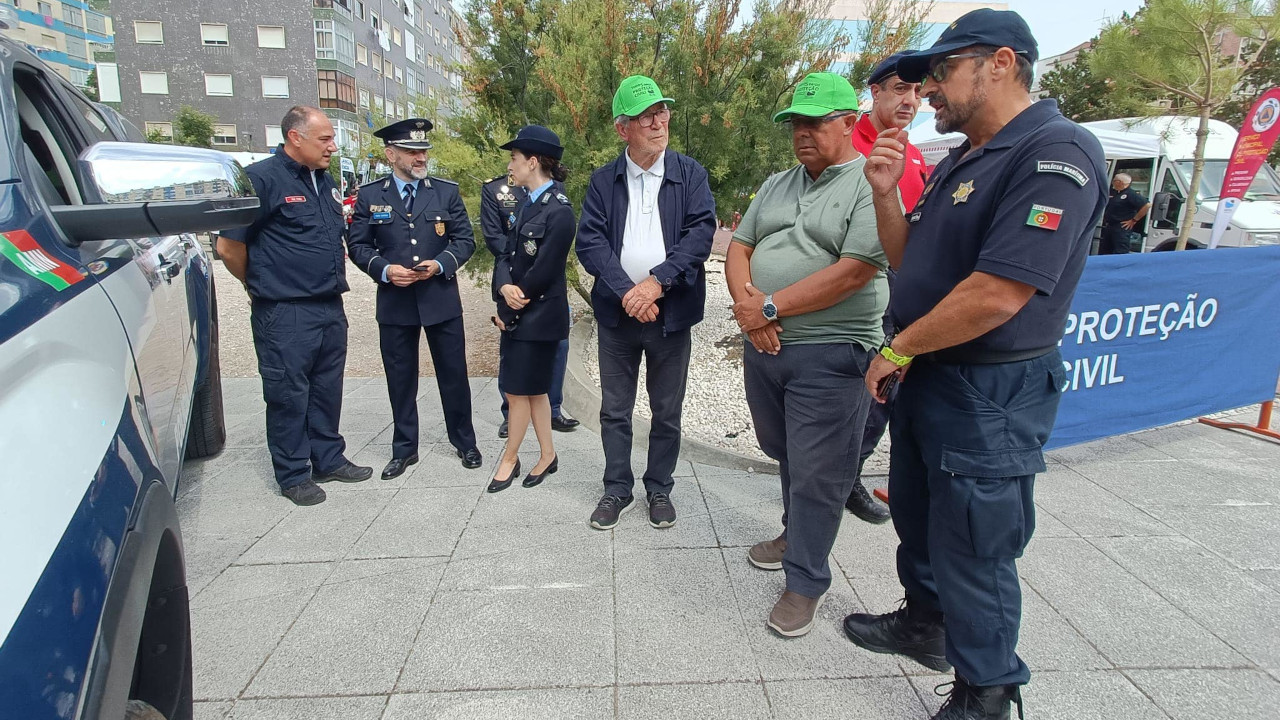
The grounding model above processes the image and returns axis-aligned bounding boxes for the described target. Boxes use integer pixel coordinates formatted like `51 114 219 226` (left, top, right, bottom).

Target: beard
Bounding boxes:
406 165 430 180
932 77 987 135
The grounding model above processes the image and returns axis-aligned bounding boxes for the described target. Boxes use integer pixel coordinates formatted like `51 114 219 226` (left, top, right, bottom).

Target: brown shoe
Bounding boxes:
748 533 787 570
767 590 827 638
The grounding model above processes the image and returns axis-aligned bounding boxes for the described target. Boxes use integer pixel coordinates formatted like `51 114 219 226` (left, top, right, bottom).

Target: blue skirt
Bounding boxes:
500 334 557 396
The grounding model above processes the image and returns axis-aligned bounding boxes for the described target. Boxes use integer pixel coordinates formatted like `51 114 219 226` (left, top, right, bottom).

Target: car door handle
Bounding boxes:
158 260 181 281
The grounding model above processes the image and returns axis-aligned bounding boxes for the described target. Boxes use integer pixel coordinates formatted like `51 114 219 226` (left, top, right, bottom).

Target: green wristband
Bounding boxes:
880 345 914 367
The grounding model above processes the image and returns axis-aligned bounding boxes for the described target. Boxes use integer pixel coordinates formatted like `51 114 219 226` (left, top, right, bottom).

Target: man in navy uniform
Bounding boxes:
480 174 580 438
1099 173 1150 254
347 118 482 479
217 106 373 506
844 10 1106 719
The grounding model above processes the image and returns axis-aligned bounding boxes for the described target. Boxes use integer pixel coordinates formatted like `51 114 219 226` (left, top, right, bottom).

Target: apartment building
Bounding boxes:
0 0 112 90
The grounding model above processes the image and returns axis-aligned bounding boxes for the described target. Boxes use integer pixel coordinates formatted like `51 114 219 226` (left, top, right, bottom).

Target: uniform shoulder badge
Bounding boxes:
485 175 506 185
431 176 459 186
555 192 570 205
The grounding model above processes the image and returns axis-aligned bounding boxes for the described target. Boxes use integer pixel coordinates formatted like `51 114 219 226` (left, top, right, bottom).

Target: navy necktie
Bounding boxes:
402 183 415 214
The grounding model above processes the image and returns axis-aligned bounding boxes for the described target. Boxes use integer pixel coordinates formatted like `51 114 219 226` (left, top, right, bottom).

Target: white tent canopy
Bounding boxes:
910 125 1163 166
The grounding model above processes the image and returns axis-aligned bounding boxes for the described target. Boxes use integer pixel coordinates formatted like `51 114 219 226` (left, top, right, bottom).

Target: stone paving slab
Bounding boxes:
180 382 1280 718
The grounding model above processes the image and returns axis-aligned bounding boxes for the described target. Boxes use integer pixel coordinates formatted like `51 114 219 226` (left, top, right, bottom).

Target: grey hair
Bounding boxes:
614 115 629 126
1115 173 1132 185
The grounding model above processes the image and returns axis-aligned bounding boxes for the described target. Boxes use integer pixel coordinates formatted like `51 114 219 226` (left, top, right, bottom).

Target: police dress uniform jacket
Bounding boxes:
492 187 575 341
346 175 475 326
480 176 528 260
575 149 717 334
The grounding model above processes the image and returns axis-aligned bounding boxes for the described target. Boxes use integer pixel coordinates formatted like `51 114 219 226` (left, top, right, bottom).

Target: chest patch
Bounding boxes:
285 195 307 203
1037 161 1089 186
372 211 392 220
952 180 976 205
524 239 538 256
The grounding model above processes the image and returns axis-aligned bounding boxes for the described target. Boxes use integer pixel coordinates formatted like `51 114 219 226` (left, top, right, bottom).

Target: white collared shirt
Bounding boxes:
619 149 667 285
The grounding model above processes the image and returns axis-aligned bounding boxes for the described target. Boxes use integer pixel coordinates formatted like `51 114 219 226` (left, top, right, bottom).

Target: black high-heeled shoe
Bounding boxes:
487 458 521 493
522 455 558 488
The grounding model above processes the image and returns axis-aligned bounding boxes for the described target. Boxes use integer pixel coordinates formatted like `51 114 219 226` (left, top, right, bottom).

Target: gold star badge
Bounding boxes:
952 180 975 205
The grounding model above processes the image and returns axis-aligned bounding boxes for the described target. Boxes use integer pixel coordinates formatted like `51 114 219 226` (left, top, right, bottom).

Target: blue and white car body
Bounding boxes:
0 32 257 720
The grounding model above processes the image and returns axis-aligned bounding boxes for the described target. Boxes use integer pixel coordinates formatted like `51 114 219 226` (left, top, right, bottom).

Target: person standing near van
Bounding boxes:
1099 173 1150 254
217 106 372 506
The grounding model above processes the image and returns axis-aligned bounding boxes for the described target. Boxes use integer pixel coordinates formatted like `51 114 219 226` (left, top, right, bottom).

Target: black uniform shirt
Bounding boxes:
220 147 349 301
892 100 1107 356
1104 186 1149 225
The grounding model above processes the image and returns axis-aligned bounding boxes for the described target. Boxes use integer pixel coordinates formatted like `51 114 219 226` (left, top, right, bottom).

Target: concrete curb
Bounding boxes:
561 317 781 474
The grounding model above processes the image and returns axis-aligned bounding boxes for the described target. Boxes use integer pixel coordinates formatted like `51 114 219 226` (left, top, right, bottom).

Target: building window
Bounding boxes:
336 118 359 152
134 21 164 44
371 51 381 75
200 23 229 46
355 0 365 19
139 71 169 94
383 58 393 77
145 122 173 142
370 11 379 29
404 65 415 92
394 65 402 84
356 42 367 65
204 73 233 96
62 6 82 28
317 70 356 113
261 75 290 98
358 88 369 108
69 67 91 87
266 124 284 147
392 26 401 46
87 11 107 35
314 19 335 60
64 35 87 60
258 26 286 48
335 21 355 66
212 124 237 146
36 1 50 14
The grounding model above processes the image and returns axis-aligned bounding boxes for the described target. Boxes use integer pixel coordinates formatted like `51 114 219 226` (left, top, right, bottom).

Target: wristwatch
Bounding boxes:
879 343 914 367
762 294 778 321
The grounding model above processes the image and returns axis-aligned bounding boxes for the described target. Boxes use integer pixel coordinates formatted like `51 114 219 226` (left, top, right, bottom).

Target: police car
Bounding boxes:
0 28 257 720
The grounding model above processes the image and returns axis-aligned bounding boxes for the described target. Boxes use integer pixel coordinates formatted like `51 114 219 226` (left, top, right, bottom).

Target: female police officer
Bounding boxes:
488 126 576 493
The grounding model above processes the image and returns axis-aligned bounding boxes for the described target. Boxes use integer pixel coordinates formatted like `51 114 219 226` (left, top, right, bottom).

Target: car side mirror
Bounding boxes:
49 141 260 245
1151 191 1181 230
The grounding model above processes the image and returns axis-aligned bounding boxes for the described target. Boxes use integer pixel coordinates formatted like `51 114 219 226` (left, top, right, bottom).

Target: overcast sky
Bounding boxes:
1009 0 1147 58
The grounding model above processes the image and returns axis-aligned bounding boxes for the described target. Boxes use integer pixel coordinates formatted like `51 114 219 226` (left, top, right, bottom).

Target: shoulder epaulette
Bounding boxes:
360 176 389 189
484 175 506 185
554 192 570 205
431 176 459 186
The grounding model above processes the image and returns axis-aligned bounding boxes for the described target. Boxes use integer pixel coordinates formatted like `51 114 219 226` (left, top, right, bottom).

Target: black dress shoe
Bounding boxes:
381 454 419 480
313 460 373 484
498 420 509 438
457 447 483 469
846 479 891 524
281 480 326 506
487 458 521 493
843 598 950 672
522 455 559 487
551 415 580 432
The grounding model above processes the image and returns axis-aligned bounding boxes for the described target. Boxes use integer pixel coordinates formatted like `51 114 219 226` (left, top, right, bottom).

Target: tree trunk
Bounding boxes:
1176 106 1213 251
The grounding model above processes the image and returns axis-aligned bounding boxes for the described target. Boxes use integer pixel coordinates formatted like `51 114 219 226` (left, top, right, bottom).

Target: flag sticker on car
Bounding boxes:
0 230 85 290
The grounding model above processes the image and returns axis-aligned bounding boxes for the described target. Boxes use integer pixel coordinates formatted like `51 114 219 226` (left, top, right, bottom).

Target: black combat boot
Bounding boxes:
842 597 950 672
931 677 1024 720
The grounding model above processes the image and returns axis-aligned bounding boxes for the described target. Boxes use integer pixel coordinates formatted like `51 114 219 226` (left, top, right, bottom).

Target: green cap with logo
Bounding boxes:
772 72 860 122
612 75 676 118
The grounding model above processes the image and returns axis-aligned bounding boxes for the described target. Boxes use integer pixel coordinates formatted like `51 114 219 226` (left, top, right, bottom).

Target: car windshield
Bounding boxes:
1174 160 1280 201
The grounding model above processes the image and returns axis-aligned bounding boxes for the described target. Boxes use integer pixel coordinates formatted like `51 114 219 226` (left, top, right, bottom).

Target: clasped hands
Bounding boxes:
386 261 440 287
733 283 781 355
621 276 663 323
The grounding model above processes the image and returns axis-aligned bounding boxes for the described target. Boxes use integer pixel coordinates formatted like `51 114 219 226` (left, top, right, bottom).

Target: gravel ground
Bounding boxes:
213 259 505 378
580 256 891 472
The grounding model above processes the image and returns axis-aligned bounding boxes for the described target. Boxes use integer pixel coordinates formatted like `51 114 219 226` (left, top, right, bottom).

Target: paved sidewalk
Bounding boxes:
180 377 1280 719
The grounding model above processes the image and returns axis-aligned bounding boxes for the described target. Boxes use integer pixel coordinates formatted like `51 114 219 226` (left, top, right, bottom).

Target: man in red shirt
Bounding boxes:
844 52 926 524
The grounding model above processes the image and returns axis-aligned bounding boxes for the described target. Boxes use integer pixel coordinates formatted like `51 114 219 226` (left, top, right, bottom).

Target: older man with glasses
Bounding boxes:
843 10 1106 719
726 72 890 637
576 75 717 532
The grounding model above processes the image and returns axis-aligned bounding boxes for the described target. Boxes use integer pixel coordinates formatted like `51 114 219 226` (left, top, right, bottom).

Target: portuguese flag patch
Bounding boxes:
0 229 86 290
1026 204 1063 231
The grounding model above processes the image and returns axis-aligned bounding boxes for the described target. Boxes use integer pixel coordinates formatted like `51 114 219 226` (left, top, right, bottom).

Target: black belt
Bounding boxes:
924 345 1055 365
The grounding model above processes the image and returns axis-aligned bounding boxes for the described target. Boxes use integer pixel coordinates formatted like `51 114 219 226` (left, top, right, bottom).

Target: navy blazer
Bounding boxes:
346 175 476 327
492 187 575 341
575 149 717 334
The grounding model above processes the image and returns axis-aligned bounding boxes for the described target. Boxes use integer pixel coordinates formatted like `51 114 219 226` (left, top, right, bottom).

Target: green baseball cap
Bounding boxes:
612 75 676 118
773 72 860 122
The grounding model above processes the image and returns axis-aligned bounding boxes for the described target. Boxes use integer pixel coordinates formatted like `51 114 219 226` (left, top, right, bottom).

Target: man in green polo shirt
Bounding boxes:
725 72 889 637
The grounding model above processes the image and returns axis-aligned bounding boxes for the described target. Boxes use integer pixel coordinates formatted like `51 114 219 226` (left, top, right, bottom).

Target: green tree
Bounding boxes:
1216 40 1280 164
1091 0 1280 250
842 0 936 89
172 105 217 148
82 68 99 102
145 127 170 144
1038 47 1143 122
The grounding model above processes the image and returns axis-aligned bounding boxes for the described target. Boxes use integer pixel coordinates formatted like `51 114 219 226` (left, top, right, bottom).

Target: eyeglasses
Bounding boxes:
926 50 1026 83
782 111 856 131
631 105 671 128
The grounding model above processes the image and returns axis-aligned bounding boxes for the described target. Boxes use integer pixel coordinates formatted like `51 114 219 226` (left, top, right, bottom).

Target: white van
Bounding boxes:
913 115 1280 252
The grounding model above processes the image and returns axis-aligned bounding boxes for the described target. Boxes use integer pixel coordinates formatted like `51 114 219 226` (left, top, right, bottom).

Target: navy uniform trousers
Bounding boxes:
380 315 475 458
251 296 348 489
888 350 1064 687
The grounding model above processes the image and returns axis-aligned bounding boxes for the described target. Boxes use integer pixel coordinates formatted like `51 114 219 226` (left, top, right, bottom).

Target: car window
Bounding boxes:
64 91 116 145
13 64 89 207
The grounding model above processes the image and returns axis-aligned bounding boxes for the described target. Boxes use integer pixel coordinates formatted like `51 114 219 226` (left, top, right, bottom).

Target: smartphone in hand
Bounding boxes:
876 370 900 402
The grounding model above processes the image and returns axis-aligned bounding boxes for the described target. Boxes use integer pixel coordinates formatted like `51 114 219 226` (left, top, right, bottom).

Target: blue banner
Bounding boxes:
1049 245 1280 448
